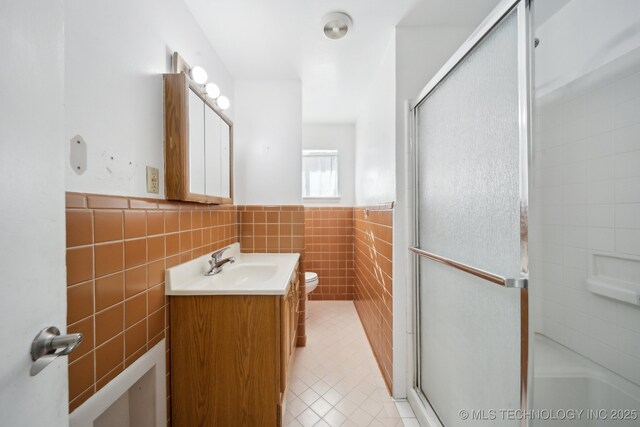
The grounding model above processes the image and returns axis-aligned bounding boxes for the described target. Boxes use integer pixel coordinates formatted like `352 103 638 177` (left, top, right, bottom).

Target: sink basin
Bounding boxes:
165 243 300 295
211 263 278 286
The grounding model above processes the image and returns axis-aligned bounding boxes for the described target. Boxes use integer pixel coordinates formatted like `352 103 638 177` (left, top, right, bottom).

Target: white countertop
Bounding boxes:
165 243 300 296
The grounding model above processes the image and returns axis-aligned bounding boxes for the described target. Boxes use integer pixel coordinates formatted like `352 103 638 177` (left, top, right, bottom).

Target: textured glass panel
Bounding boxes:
417 10 521 427
420 259 521 426
417 14 520 278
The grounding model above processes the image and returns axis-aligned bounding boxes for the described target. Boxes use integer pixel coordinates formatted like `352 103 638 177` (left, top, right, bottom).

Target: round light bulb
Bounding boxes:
205 82 220 99
216 95 230 110
332 26 340 33
189 66 208 84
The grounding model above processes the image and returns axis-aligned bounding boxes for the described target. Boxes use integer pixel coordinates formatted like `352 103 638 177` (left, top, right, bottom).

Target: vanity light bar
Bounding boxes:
173 52 230 109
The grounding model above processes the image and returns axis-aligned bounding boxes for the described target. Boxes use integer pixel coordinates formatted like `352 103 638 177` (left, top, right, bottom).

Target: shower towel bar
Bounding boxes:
410 247 528 288
363 201 394 216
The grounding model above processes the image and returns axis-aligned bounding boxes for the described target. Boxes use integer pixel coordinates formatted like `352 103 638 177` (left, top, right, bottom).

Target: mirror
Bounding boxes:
188 89 205 195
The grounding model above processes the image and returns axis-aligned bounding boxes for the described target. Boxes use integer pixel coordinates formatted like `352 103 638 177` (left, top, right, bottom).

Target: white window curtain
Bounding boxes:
302 150 339 198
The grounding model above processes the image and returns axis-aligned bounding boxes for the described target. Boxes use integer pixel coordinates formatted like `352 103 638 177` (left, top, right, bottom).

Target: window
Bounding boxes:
302 150 339 198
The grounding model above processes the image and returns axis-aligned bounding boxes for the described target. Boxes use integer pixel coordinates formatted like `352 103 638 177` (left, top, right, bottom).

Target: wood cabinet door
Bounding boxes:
289 287 296 353
171 295 279 426
280 294 290 394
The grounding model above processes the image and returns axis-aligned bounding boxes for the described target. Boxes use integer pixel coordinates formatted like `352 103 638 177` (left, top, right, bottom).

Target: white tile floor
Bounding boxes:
284 301 418 427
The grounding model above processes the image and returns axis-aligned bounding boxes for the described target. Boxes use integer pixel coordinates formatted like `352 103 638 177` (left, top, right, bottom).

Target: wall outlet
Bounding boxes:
146 166 159 194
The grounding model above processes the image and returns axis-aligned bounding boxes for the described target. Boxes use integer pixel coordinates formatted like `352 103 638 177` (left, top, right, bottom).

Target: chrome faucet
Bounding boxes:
206 246 235 276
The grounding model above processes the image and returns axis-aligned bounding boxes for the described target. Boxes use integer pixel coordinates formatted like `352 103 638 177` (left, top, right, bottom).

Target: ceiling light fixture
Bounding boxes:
216 95 230 110
322 12 353 40
205 82 220 99
189 66 208 84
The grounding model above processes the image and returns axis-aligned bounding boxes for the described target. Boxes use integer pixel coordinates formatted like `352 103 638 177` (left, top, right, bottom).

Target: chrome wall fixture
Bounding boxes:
409 247 528 288
30 326 83 376
363 201 394 217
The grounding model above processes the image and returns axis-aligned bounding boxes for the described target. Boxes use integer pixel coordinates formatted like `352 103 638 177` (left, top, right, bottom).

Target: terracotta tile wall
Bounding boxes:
65 192 238 422
65 196 387 415
237 205 307 346
353 208 393 391
304 207 354 300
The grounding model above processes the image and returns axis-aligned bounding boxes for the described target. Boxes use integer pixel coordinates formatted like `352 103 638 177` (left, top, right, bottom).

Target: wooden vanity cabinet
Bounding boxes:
170 263 300 427
280 270 299 395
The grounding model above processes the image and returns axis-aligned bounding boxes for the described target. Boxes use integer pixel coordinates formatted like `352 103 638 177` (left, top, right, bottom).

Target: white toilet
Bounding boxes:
304 272 318 318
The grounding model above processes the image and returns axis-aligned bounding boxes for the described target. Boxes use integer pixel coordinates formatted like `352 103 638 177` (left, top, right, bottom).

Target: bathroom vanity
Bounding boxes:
166 244 300 426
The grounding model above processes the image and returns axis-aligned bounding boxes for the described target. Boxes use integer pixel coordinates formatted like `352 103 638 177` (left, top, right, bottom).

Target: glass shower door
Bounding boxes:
412 2 531 426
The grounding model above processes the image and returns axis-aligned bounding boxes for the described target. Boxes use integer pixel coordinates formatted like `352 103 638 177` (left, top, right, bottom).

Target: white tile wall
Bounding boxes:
532 46 640 385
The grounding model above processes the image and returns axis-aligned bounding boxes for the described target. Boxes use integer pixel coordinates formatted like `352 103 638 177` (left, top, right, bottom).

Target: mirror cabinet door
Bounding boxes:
220 122 231 199
188 88 205 195
205 104 222 197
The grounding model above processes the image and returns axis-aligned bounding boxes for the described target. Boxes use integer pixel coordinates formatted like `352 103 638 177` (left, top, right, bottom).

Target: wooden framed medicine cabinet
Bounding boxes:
163 64 233 204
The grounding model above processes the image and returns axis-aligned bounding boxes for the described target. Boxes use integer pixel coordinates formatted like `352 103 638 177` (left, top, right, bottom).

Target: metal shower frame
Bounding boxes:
408 0 533 425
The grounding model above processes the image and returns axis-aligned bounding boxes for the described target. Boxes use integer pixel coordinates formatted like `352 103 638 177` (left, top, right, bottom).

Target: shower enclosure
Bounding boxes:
409 0 640 426
530 0 640 425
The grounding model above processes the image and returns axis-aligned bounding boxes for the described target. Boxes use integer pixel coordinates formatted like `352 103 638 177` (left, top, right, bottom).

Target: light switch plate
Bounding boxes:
146 166 159 194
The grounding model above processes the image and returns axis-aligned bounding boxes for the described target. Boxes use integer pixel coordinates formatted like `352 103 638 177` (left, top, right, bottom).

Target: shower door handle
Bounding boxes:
30 326 83 376
410 247 528 288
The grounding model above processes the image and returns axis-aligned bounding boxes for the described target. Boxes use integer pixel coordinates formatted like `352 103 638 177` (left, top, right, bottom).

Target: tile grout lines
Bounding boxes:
284 301 418 427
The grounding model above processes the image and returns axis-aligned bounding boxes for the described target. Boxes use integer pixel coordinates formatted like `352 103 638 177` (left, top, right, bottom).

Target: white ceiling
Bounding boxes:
183 0 501 122
398 0 501 26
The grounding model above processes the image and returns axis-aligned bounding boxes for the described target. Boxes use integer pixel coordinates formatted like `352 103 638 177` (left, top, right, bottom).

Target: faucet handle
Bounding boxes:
211 245 232 262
